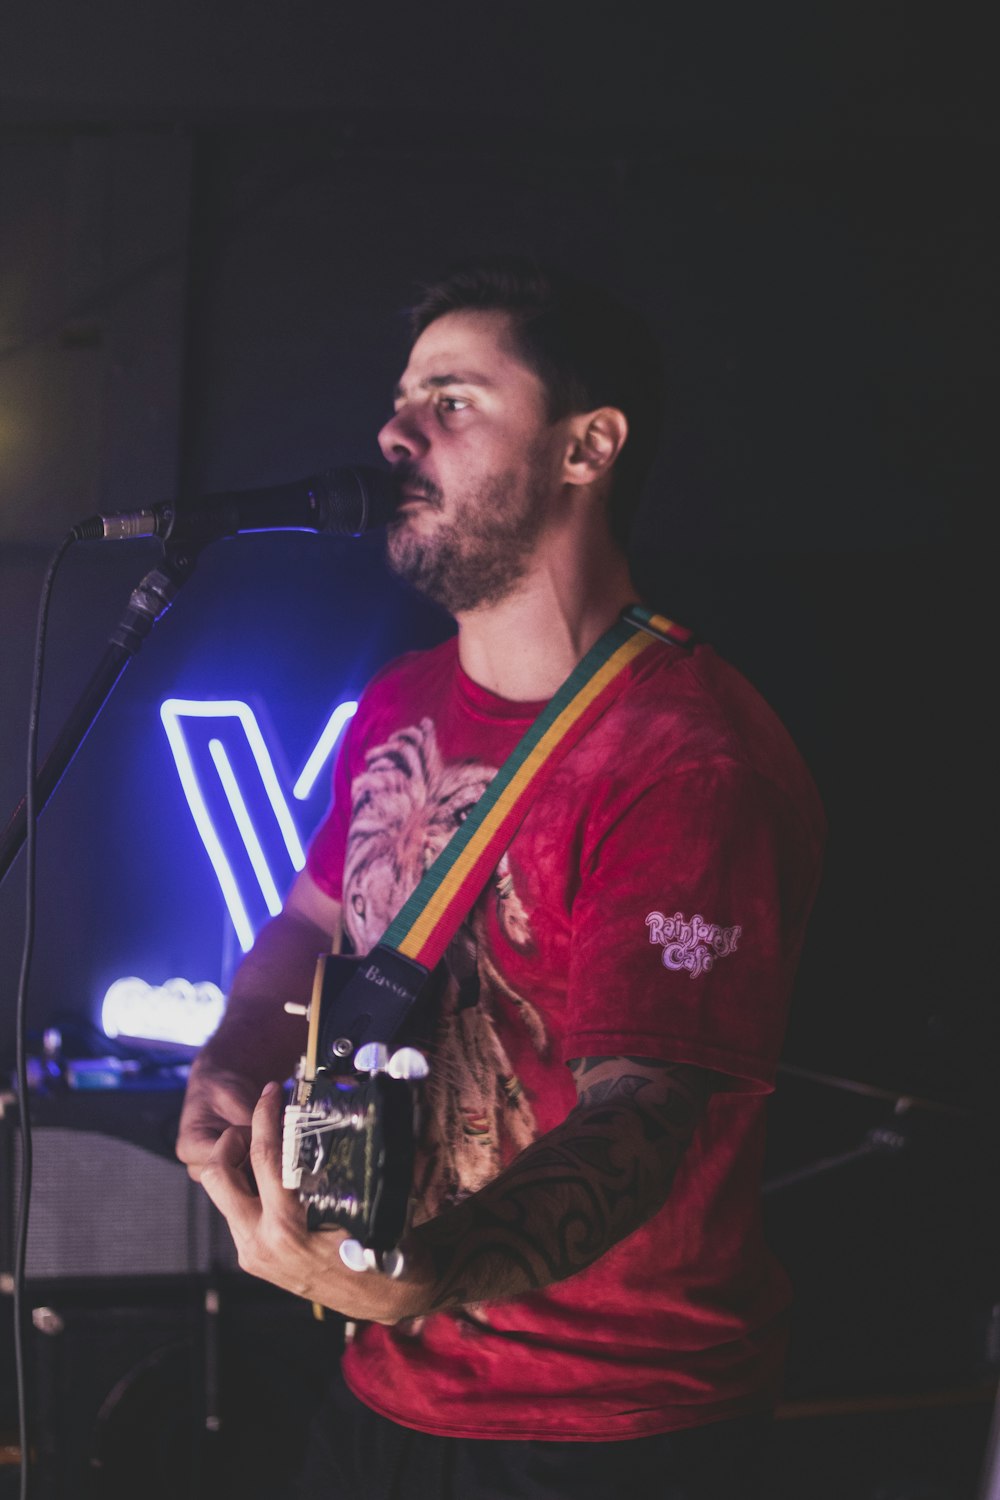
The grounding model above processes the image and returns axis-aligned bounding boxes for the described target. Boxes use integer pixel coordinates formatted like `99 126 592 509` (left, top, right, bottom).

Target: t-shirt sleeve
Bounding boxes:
563 759 819 1092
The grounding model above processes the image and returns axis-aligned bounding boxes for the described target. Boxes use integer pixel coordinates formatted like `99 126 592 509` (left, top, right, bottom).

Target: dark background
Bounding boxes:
1 3 996 1493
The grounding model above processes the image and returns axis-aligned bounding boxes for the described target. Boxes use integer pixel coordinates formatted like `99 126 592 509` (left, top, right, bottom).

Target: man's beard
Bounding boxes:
386 461 550 615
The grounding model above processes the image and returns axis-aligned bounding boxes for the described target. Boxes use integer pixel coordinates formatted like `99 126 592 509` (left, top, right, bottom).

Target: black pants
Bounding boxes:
292 1367 774 1500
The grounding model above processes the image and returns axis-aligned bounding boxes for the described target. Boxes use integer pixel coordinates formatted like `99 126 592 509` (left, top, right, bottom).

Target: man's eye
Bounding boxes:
438 395 470 414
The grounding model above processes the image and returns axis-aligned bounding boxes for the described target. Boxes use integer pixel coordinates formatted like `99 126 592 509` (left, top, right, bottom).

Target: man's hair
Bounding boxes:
410 257 664 546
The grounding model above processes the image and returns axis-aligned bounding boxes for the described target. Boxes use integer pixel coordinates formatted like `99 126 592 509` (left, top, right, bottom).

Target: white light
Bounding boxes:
161 698 305 865
160 701 257 952
293 700 357 800
160 696 356 952
208 739 284 916
102 976 226 1048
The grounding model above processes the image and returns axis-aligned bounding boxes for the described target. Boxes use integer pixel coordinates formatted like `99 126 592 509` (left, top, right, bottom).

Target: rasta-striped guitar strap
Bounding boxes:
326 603 692 1053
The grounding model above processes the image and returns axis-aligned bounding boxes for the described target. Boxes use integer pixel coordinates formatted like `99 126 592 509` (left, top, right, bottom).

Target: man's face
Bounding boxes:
378 310 564 614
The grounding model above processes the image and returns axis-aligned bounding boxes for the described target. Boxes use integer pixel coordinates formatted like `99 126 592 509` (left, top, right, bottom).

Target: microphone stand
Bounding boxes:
0 537 204 887
762 1117 912 1195
762 1066 972 1195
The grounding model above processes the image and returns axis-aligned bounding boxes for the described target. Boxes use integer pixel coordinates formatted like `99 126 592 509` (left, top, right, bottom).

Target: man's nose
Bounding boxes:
378 407 428 463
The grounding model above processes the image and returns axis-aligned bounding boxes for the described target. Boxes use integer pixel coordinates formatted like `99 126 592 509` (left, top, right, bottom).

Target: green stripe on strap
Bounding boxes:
378 605 690 972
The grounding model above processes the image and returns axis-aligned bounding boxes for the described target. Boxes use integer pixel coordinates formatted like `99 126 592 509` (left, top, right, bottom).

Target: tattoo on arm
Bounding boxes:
410 1056 713 1313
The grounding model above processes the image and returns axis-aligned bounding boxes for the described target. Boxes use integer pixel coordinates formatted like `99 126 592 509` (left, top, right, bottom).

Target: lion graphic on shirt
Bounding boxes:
343 717 547 1219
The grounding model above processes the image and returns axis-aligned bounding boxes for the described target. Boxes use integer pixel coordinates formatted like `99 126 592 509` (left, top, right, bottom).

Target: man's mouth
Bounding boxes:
394 466 443 509
398 488 440 511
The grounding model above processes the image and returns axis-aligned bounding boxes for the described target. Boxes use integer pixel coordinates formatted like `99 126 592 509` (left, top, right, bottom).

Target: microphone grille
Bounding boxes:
317 467 400 535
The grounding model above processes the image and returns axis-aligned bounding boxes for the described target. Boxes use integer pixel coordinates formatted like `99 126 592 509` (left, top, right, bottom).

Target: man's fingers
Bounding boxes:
180 1139 216 1183
200 1125 260 1234
201 1084 305 1274
211 1123 254 1173
178 1116 235 1181
177 1072 258 1178
248 1081 288 1214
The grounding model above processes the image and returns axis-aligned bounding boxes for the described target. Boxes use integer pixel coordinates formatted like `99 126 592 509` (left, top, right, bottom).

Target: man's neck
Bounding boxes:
454 537 639 702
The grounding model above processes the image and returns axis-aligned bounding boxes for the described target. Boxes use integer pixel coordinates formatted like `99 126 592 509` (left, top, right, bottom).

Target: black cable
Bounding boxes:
14 533 76 1500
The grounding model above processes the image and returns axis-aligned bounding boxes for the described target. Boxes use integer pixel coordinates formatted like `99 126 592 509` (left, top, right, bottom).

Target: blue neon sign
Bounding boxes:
160 697 356 952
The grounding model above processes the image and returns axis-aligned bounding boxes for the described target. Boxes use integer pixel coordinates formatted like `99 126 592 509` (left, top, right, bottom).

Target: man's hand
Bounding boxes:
196 1053 711 1322
176 1059 261 1182
199 1082 435 1325
174 869 343 1180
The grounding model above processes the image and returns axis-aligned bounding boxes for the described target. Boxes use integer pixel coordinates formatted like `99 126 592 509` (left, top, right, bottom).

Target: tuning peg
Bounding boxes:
354 1042 390 1074
387 1047 429 1081
338 1239 406 1278
339 1239 369 1272
379 1247 406 1278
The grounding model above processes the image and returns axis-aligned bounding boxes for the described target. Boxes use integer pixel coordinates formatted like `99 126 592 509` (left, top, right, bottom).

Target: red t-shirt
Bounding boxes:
306 631 825 1441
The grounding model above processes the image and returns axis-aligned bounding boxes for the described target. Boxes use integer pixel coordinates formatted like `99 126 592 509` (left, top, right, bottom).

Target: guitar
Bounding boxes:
281 948 437 1274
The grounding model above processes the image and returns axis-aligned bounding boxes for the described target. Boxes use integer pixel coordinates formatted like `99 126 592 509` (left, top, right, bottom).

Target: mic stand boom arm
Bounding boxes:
0 539 203 887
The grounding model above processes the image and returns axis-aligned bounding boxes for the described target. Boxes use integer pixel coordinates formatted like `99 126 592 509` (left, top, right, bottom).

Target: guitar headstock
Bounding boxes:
281 953 430 1263
282 1061 423 1249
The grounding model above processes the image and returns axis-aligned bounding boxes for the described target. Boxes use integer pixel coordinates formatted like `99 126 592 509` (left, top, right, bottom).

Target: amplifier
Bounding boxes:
4 1274 342 1500
0 1087 237 1281
1 1089 340 1499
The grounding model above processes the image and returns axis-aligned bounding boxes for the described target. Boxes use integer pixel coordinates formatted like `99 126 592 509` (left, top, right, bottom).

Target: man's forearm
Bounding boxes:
194 1058 711 1325
177 906 332 1178
408 1059 709 1312
197 909 327 1083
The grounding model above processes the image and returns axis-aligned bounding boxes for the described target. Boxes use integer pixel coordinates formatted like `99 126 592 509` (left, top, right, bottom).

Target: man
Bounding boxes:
178 259 826 1498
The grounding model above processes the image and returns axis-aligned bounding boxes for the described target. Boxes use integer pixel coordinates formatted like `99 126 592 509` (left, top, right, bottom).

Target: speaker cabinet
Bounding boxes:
1 1091 341 1498
26 1279 204 1500
0 1089 237 1282
10 1276 341 1500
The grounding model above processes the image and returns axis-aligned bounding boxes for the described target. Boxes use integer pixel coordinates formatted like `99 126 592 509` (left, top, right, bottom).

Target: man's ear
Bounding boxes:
562 407 629 487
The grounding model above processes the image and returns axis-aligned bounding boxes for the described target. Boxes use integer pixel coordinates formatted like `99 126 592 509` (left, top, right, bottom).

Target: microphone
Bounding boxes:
71 466 400 545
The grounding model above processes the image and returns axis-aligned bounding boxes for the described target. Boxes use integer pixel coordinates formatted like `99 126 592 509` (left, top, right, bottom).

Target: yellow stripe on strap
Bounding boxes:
393 629 653 961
